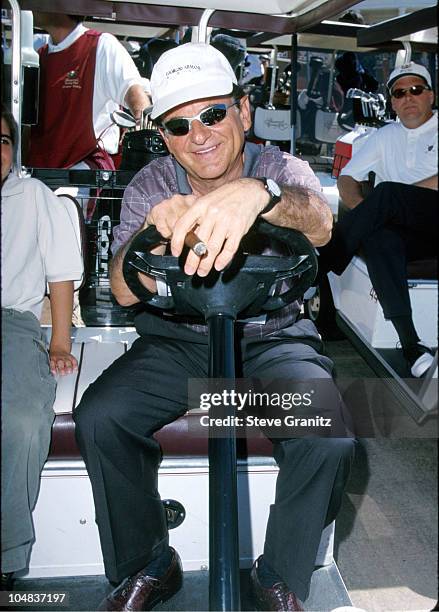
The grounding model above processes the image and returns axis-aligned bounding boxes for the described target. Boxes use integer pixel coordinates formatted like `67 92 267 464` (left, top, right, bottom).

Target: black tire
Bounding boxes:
304 273 344 339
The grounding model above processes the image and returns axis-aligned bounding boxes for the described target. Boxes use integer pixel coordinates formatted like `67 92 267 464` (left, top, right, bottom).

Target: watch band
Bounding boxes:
257 177 282 216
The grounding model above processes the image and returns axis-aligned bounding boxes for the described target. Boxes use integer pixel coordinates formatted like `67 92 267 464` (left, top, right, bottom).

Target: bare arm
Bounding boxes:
48 280 77 376
109 239 140 307
261 183 333 247
337 175 364 209
110 194 197 306
124 84 151 121
170 178 332 278
414 174 438 190
110 238 164 307
113 178 332 291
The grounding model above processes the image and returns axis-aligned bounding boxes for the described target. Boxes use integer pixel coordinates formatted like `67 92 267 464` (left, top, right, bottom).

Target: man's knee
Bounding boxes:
74 380 155 449
73 380 111 441
320 437 356 463
281 436 355 465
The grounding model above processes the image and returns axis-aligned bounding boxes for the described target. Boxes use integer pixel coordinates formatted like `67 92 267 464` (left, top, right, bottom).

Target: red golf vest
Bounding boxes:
28 30 113 170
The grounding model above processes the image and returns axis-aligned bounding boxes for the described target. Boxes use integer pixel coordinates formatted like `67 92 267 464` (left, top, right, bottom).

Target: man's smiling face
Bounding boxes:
160 94 252 191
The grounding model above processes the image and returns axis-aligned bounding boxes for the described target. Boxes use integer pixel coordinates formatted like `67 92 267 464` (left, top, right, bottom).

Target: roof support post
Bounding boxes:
290 32 298 156
8 0 23 175
192 8 215 43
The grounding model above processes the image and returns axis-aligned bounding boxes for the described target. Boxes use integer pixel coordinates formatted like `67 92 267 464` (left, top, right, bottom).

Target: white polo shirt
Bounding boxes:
1 174 84 320
340 111 438 186
43 24 150 154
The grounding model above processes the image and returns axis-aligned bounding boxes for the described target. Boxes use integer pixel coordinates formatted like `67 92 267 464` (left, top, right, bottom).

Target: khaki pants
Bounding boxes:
1 309 56 573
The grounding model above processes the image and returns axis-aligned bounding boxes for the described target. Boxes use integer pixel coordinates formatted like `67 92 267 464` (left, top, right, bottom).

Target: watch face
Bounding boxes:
266 178 282 197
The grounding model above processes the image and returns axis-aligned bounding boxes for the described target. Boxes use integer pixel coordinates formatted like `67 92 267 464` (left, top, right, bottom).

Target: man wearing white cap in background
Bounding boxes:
28 13 150 174
74 42 355 611
320 61 437 377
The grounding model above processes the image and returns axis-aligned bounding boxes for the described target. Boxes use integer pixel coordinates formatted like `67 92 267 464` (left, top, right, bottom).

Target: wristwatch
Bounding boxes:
256 177 282 215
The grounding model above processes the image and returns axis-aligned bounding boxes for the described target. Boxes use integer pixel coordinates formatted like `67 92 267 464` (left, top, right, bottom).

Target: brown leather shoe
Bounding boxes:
98 547 183 611
250 556 304 611
1 572 15 591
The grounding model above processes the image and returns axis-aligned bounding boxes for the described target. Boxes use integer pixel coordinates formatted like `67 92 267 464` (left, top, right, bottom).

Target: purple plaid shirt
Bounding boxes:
113 142 324 338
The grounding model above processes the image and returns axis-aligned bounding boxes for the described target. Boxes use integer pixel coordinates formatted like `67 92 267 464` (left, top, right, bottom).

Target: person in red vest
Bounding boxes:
27 13 152 326
27 13 151 174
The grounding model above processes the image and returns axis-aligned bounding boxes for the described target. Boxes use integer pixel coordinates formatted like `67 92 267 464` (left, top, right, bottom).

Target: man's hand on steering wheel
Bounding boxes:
169 179 268 277
143 193 198 239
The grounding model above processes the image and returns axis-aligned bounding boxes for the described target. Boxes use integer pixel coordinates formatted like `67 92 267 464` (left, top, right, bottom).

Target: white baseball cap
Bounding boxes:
150 42 237 120
387 62 432 90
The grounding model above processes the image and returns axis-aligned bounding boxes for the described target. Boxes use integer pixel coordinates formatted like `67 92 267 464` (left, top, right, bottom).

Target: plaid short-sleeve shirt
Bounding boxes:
112 142 323 338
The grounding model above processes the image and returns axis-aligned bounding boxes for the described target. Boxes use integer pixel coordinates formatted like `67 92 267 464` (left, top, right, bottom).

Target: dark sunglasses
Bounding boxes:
390 85 431 99
162 102 239 136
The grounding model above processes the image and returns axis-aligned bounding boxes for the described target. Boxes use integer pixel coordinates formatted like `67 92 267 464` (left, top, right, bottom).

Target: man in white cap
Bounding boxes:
74 42 355 611
320 61 437 377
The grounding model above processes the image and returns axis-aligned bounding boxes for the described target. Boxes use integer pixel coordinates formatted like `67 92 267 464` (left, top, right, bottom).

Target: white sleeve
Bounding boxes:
339 130 382 182
36 183 84 287
95 33 150 107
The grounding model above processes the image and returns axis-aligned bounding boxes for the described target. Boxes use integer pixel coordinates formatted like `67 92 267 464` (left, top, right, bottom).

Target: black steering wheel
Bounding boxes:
122 219 318 321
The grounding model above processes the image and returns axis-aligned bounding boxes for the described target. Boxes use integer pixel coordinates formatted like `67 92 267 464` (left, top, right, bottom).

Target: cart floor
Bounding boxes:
12 562 351 611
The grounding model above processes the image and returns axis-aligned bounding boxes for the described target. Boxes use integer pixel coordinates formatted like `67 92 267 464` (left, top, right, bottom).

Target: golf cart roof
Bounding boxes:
250 5 437 52
19 0 437 55
19 0 361 35
356 5 436 53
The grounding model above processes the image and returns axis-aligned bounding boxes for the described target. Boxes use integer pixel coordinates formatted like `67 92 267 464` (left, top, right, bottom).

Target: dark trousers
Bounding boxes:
320 182 438 319
74 315 354 601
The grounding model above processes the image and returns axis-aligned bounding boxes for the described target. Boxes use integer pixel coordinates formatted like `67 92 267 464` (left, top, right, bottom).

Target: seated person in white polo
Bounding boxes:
1 105 83 589
320 62 437 377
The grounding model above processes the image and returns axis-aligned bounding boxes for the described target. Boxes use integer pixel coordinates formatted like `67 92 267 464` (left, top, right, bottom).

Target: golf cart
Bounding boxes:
2 1 437 610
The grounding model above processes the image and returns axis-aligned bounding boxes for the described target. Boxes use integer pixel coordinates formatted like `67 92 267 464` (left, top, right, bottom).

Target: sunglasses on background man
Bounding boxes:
390 84 431 99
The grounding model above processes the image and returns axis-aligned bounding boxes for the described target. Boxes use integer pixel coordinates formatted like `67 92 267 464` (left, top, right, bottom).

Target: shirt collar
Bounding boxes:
174 159 191 194
48 23 87 53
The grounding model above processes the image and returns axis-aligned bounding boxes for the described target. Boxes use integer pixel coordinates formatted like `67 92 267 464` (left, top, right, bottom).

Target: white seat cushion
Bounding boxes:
52 341 126 414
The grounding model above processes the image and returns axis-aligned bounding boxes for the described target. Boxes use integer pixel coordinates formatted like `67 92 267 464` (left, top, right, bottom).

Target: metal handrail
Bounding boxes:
7 0 23 175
